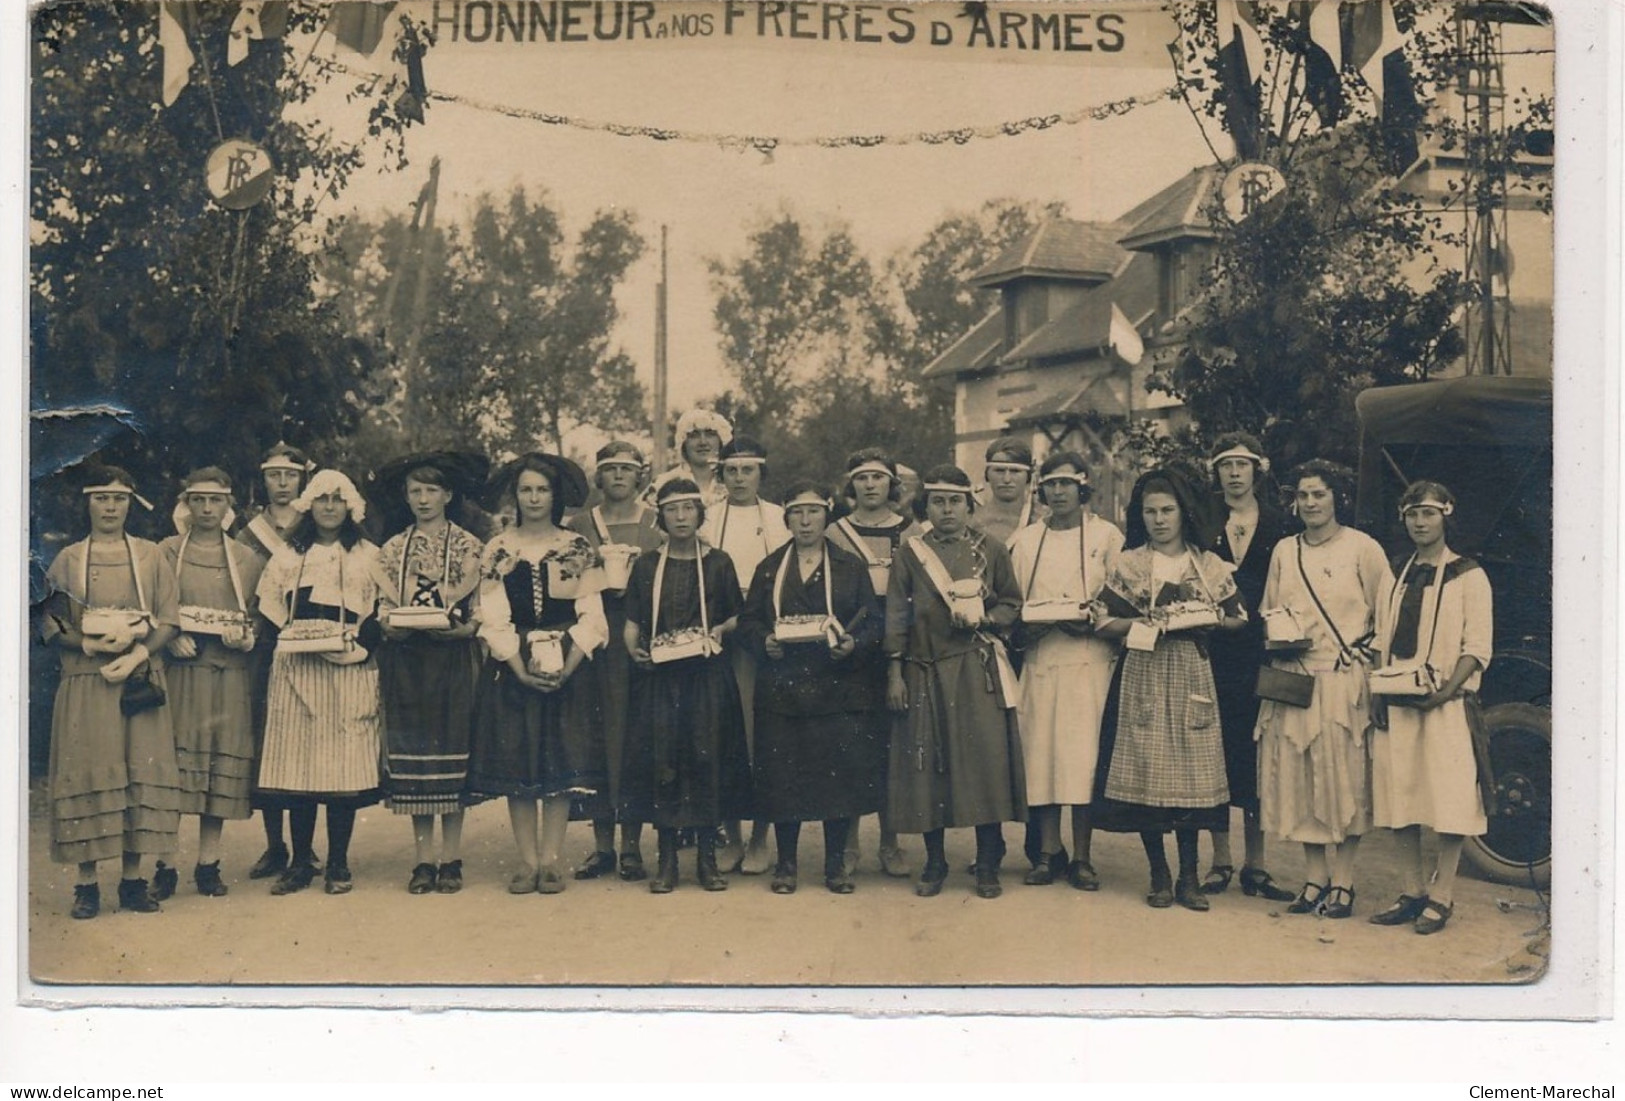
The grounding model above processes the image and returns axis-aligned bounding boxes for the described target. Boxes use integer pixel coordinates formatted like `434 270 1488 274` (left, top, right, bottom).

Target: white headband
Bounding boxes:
1039 472 1089 487
719 455 767 467
172 489 239 536
922 482 972 495
261 455 308 473
181 480 234 496
782 491 832 511
596 458 645 470
292 469 367 523
658 492 705 506
1400 498 1454 517
83 483 154 511
847 461 895 479
1210 445 1271 473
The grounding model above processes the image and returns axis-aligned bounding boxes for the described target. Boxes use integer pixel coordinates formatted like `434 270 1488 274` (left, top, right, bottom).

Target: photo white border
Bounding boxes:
1 0 1618 1079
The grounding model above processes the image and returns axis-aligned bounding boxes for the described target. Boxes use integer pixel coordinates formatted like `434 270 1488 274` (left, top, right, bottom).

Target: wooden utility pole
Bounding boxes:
652 224 669 473
400 157 442 426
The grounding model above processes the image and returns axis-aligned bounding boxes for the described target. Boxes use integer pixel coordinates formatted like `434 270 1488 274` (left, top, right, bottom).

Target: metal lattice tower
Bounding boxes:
1457 6 1513 376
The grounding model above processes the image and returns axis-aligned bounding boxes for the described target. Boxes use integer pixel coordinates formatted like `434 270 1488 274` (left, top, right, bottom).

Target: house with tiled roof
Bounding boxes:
923 165 1224 520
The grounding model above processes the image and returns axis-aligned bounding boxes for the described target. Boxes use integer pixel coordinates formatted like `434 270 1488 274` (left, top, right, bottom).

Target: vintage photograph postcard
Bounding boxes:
23 0 1591 1006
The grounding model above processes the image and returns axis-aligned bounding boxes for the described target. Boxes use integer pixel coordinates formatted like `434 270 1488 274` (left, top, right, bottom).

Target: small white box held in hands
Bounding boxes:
598 543 639 590
1155 600 1223 632
524 629 567 676
775 614 840 646
946 578 985 625
80 608 152 652
1021 599 1095 624
1261 606 1313 651
177 605 252 637
649 627 715 664
275 620 352 654
386 606 452 631
1368 663 1441 698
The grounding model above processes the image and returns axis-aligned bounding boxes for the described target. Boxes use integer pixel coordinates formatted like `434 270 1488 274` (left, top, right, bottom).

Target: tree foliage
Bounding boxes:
327 186 648 466
31 0 423 511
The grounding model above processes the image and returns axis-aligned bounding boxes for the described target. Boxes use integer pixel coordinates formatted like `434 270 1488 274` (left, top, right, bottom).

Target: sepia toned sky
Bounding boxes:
309 1 1218 414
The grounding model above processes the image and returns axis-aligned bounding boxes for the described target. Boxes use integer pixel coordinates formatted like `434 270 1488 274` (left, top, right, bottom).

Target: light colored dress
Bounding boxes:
1007 514 1124 805
1370 549 1493 836
159 534 266 820
1255 528 1394 844
255 541 384 800
42 536 184 863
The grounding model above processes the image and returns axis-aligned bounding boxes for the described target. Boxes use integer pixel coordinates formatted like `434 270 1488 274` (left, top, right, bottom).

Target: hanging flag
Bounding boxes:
393 22 429 124
1213 0 1266 161
1293 0 1344 128
228 2 290 66
1345 2 1422 173
1108 302 1144 366
158 1 196 107
329 2 398 56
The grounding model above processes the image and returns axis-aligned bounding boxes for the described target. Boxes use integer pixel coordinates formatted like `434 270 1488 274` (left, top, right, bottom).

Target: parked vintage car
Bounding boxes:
1355 375 1552 888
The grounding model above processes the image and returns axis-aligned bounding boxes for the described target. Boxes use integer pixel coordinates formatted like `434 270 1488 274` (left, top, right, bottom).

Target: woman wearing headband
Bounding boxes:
620 478 751 893
1091 466 1247 911
825 448 921 879
566 441 664 882
236 442 313 883
1007 452 1124 891
1254 460 1393 919
254 469 384 897
1367 482 1493 936
975 438 1046 546
156 468 266 899
736 480 884 894
370 452 488 896
647 406 732 508
700 435 790 876
469 453 608 896
41 465 183 919
885 465 1027 900
1199 434 1299 902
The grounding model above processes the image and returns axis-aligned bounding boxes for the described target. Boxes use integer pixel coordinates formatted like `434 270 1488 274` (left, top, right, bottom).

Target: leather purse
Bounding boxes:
1256 663 1314 708
119 664 167 717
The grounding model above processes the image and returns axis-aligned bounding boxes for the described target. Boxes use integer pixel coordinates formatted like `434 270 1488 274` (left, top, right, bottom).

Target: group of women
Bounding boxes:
42 411 1493 938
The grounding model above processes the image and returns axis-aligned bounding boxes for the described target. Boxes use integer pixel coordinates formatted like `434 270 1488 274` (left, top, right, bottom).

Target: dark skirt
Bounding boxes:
1209 631 1265 812
379 634 480 816
753 708 885 822
468 657 607 800
618 654 752 829
1091 659 1229 834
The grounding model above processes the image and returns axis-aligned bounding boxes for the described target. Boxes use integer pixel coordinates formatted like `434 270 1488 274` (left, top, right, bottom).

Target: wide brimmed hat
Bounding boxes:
486 452 589 511
366 450 490 532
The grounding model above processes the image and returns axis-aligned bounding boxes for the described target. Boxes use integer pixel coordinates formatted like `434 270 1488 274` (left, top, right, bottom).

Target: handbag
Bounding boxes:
119 663 167 717
1256 663 1315 708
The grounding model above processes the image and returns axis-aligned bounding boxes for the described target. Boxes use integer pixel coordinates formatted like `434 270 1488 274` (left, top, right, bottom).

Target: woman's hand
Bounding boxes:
88 623 135 656
98 644 150 684
949 608 978 631
1410 688 1457 712
629 643 654 669
220 623 256 652
524 669 564 693
320 645 369 666
886 664 908 712
829 631 856 661
1369 695 1389 731
167 634 199 660
763 633 784 661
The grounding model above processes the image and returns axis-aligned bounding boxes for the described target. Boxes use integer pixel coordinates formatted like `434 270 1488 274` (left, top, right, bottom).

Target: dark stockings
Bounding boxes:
327 805 357 870
288 801 319 864
1140 828 1201 887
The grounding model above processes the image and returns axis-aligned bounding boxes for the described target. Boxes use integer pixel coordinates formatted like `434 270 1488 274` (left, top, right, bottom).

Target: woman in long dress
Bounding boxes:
1092 467 1247 911
1367 481 1494 935
825 447 920 878
1007 451 1124 890
620 478 752 893
255 469 383 896
700 434 790 876
566 441 665 882
158 468 266 898
737 481 884 894
885 464 1027 900
469 453 608 895
1200 433 1299 902
370 452 487 895
41 465 183 918
235 442 314 882
1255 460 1394 919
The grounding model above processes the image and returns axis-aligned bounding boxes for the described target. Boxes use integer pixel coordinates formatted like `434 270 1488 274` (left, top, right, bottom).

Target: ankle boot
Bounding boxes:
71 883 100 920
118 877 161 913
824 849 854 894
650 829 679 894
696 830 729 891
151 861 178 901
194 861 228 897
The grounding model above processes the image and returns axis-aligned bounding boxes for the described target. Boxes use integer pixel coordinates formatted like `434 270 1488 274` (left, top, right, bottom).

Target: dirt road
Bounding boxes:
26 785 1548 989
